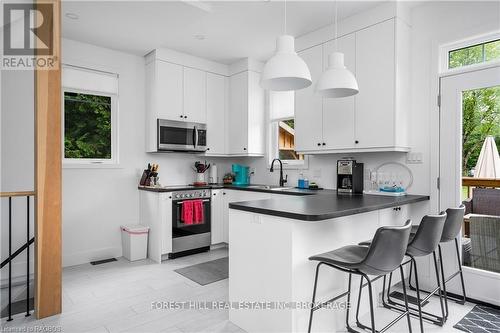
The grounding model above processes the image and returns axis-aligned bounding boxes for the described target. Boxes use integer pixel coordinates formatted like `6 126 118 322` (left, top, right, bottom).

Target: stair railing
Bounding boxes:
1 191 35 321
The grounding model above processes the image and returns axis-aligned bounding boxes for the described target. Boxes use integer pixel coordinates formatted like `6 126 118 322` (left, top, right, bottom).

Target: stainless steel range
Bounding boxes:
169 189 211 258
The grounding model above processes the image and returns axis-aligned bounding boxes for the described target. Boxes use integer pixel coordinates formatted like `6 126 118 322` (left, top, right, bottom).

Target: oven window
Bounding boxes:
173 200 211 238
160 126 194 146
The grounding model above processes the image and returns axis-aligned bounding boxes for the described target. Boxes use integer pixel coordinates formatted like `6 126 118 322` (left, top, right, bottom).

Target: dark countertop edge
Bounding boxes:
229 195 430 221
138 185 219 192
138 185 327 196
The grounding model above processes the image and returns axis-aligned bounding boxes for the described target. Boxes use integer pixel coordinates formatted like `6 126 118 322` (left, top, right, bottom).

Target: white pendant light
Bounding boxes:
316 1 358 98
260 1 312 91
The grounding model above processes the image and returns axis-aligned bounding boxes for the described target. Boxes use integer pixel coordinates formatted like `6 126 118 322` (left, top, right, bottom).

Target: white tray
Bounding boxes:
363 190 407 197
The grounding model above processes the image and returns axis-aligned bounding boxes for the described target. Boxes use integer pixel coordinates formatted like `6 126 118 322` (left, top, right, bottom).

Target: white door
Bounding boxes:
183 67 206 123
206 73 227 155
355 19 395 149
322 35 356 150
156 61 184 121
295 44 324 151
440 65 500 305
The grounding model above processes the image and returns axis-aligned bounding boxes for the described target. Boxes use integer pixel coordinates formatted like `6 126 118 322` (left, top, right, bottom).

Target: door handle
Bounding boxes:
176 199 210 205
193 126 198 149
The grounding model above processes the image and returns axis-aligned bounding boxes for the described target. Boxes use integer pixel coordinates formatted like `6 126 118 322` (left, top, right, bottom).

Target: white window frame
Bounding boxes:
440 30 500 74
62 87 119 168
269 119 309 170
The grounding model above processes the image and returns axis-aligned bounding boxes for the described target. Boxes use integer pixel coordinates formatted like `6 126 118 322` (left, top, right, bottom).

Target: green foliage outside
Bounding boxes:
282 119 295 129
64 92 112 159
449 39 500 69
462 86 500 176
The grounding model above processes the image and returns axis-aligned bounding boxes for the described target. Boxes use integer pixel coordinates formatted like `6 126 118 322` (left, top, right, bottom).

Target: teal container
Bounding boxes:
232 164 250 185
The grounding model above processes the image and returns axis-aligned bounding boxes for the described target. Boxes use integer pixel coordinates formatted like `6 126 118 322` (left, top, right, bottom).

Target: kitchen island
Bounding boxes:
228 193 429 333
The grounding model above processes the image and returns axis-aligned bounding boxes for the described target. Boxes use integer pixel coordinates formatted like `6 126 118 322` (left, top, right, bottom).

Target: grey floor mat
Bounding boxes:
454 304 500 332
174 257 228 286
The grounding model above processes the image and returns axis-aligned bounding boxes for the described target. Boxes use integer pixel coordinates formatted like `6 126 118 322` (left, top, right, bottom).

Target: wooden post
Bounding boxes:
34 0 62 319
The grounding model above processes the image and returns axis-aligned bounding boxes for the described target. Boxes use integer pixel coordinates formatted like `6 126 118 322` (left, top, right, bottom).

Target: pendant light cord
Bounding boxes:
334 0 338 52
284 0 287 35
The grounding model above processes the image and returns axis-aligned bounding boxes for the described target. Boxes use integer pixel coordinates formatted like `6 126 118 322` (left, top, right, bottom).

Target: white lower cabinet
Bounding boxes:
139 191 172 263
378 205 410 227
221 190 272 243
211 189 225 244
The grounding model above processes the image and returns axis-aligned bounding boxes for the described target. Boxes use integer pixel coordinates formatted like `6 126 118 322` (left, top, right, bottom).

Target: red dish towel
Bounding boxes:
181 200 194 225
193 200 204 224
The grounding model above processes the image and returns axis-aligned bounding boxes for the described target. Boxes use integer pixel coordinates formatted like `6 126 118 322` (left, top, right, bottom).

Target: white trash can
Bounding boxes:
121 225 149 261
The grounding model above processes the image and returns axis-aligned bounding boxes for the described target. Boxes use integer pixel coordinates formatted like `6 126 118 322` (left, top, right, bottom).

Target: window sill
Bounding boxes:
268 161 309 171
63 162 123 169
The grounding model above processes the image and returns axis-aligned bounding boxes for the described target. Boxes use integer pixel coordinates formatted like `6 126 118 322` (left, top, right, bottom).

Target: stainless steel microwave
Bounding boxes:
157 119 207 152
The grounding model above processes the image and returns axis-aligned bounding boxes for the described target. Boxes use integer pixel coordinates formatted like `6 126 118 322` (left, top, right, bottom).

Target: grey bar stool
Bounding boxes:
380 212 448 332
308 220 413 333
435 205 467 319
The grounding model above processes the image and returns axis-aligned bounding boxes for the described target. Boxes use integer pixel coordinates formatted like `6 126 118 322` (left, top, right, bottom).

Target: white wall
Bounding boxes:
1 69 36 281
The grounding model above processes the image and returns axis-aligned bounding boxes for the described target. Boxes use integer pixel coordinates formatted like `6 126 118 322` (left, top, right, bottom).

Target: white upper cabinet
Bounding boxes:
206 73 228 155
295 45 323 151
355 19 395 149
183 67 207 123
227 66 265 156
151 60 184 121
322 34 356 150
294 18 410 153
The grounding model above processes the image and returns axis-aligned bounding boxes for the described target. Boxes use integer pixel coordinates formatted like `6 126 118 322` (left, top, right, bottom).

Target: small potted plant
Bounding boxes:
223 173 234 184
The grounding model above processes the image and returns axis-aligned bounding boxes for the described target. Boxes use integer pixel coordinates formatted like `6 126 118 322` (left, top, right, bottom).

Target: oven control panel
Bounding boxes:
172 189 211 200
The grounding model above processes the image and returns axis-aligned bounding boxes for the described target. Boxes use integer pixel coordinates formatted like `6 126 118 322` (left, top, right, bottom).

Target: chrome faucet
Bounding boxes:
270 158 288 187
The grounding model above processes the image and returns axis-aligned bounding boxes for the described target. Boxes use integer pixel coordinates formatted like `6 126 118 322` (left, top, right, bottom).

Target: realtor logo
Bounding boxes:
2 2 57 69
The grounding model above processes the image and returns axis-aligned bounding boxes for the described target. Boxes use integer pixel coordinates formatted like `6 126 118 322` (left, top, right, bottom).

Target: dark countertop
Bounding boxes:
138 184 336 196
229 194 430 221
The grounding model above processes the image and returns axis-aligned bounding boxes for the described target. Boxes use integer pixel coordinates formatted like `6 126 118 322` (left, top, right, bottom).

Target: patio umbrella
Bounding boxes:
474 136 500 178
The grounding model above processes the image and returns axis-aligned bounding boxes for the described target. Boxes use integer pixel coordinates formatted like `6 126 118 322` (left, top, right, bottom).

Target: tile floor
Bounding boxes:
1 247 476 332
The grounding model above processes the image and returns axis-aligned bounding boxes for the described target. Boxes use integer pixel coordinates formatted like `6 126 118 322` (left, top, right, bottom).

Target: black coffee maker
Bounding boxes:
337 160 364 194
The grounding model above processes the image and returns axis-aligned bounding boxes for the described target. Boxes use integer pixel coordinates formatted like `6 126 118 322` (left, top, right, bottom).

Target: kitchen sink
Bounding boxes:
245 185 294 191
269 187 295 191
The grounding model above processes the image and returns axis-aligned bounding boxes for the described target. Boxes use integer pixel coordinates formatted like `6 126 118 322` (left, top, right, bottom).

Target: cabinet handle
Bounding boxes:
355 140 359 144
207 148 210 151
243 148 247 151
322 142 326 146
184 115 188 119
317 143 321 146
213 193 216 196
223 192 226 195
180 115 183 118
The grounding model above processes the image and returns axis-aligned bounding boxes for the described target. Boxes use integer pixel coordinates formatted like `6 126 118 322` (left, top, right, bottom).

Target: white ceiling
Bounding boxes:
62 1 386 64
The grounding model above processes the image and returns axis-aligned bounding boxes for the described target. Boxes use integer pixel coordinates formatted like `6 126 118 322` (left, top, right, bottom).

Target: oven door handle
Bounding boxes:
175 199 210 205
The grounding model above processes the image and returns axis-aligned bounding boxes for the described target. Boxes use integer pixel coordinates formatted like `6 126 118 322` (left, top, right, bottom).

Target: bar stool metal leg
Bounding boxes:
410 258 424 333
432 251 446 326
384 257 446 327
346 274 356 333
454 238 467 304
438 244 449 319
399 266 413 333
308 262 322 333
355 276 364 329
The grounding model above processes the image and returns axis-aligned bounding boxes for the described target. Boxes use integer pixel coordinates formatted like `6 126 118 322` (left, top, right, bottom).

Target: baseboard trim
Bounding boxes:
63 247 122 267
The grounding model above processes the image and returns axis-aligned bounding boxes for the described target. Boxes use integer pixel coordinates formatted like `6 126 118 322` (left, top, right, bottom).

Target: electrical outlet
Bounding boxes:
406 152 423 164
